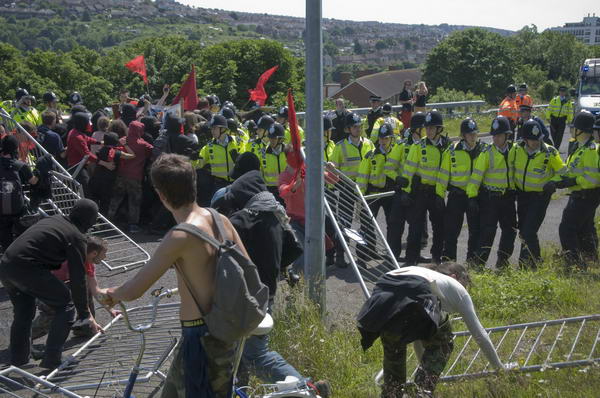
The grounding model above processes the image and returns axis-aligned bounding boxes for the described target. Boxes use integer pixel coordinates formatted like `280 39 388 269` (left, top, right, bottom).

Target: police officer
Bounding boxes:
262 122 288 202
11 88 41 126
276 106 305 144
546 86 573 151
517 105 552 146
401 110 450 265
371 103 404 141
245 115 274 159
331 112 375 182
467 116 517 270
226 117 250 144
437 118 485 263
323 117 336 162
206 94 221 113
42 91 63 123
510 120 565 268
549 111 600 270
363 95 383 139
67 92 84 107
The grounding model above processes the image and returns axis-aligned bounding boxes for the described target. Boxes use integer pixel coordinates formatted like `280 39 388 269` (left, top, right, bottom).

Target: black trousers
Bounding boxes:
388 191 409 258
0 215 20 251
559 189 600 267
475 190 517 268
442 190 480 262
550 116 567 151
0 263 76 366
516 191 551 267
359 192 393 262
405 187 444 264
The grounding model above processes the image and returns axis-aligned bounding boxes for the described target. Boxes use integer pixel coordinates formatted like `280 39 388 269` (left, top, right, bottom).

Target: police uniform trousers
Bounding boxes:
475 188 517 268
388 192 429 259
559 188 600 267
405 185 444 264
358 187 394 263
516 191 551 267
442 188 480 262
550 116 567 151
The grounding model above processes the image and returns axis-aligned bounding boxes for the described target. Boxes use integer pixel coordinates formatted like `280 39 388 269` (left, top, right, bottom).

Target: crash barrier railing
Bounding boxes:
0 109 150 272
324 167 400 298
374 314 600 385
42 294 180 397
0 366 87 398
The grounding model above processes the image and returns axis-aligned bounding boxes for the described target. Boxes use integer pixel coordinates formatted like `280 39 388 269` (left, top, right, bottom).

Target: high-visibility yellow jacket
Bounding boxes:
261 144 288 187
467 144 514 198
563 138 600 191
323 139 335 162
371 116 404 141
357 143 396 194
508 142 565 192
196 135 241 182
546 96 574 122
243 138 268 158
331 137 375 181
402 137 450 193
232 128 250 144
436 140 486 198
284 125 305 144
384 136 418 181
0 100 14 116
12 107 41 127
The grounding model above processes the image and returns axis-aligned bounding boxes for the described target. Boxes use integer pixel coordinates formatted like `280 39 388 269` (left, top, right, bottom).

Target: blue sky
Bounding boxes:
180 0 599 32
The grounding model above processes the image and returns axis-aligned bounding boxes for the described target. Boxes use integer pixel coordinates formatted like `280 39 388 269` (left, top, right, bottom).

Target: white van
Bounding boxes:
576 59 600 115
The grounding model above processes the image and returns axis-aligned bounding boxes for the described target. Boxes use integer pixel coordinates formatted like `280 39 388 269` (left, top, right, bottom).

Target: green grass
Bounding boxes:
269 251 600 397
442 109 546 138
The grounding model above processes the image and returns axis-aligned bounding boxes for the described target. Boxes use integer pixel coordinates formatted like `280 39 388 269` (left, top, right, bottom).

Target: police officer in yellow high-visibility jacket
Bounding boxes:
436 118 485 263
330 112 375 182
243 115 273 159
276 106 305 144
546 86 574 150
509 119 565 267
466 116 517 269
9 88 42 126
400 110 450 265
322 117 336 162
196 114 241 198
371 103 404 142
385 112 427 258
261 122 288 202
546 112 600 270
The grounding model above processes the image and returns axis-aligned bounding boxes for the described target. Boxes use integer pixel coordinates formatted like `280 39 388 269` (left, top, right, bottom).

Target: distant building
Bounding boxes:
551 14 600 45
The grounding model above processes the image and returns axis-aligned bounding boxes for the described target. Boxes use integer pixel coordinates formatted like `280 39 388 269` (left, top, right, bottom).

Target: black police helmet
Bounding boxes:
573 111 595 134
410 112 427 129
267 122 285 139
15 88 29 101
209 114 228 129
521 119 544 140
506 85 517 93
382 103 393 114
42 91 58 103
518 83 528 91
323 117 334 132
207 94 220 106
277 106 289 118
490 116 512 136
220 106 236 120
257 115 275 130
226 118 239 131
378 123 394 139
222 101 236 112
345 112 362 127
244 119 258 134
424 111 443 127
68 92 83 105
460 118 479 135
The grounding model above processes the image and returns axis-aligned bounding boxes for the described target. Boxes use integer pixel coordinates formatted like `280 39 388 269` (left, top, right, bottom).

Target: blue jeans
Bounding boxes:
240 333 303 385
290 220 305 275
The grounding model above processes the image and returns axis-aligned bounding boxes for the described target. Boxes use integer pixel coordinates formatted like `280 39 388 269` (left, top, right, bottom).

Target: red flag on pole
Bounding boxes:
248 65 279 106
287 88 305 179
171 65 199 111
124 55 148 84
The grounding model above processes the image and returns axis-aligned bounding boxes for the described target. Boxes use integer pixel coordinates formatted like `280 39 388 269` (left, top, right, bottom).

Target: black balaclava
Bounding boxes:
71 112 90 133
69 199 99 233
1 135 19 157
121 103 137 127
225 169 268 210
230 152 261 180
103 132 120 147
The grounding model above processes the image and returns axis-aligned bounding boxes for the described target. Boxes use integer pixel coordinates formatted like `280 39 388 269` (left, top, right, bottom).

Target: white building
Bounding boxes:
551 14 600 45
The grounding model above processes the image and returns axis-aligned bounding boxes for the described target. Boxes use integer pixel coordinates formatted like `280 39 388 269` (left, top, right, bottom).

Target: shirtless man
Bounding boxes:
100 154 246 398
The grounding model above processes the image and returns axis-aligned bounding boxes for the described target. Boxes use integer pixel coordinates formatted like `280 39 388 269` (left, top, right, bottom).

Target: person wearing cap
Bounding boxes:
275 105 305 144
546 86 574 150
385 112 428 259
400 110 450 266
517 104 552 146
467 116 517 270
436 118 486 263
515 83 533 109
363 95 383 138
243 115 272 159
11 88 42 127
398 80 414 130
330 112 375 182
196 114 242 200
371 103 404 142
0 199 103 369
509 120 565 268
546 111 600 270
261 122 288 202
322 116 336 162
498 85 519 134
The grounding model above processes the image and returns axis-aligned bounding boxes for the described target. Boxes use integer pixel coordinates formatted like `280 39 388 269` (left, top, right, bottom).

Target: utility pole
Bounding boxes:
304 0 325 315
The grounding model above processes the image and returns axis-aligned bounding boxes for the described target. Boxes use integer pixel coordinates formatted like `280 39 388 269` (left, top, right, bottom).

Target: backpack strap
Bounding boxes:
206 207 228 244
172 223 222 250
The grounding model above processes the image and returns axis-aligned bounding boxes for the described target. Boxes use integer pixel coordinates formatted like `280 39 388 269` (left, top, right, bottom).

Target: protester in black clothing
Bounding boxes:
331 98 351 143
398 80 414 129
0 199 102 369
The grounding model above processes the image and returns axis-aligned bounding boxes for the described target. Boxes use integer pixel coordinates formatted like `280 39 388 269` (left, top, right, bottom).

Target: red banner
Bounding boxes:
171 65 199 111
248 65 279 106
124 55 148 84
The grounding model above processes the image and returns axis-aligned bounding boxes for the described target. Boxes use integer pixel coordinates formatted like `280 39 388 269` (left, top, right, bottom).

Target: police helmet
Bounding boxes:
378 123 394 139
257 115 275 130
220 106 236 120
68 92 83 105
345 112 362 127
267 122 285 139
244 119 258 134
323 116 334 132
518 83 528 91
460 118 478 135
222 101 236 112
506 85 517 94
15 88 29 101
521 119 544 140
382 103 393 114
424 111 443 127
42 91 58 103
490 116 512 135
410 112 427 129
209 114 228 129
594 114 600 131
572 111 595 134
277 106 289 119
226 118 239 131
207 94 220 106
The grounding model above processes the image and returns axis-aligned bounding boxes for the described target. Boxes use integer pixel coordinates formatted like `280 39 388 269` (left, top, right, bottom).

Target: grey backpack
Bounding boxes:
172 208 269 343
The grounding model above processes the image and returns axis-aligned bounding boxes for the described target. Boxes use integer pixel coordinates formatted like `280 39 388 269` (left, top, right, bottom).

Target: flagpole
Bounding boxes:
305 0 325 316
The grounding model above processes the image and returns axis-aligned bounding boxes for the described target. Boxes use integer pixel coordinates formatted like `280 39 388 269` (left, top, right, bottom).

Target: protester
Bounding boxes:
413 81 428 113
91 115 110 154
109 118 128 140
37 110 66 159
398 80 414 129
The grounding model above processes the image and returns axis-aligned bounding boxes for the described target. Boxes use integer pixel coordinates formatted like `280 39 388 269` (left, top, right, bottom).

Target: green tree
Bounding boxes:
353 39 363 55
427 87 485 103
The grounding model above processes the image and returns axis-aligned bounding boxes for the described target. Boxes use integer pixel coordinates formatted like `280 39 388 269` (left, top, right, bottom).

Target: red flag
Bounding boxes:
125 55 148 84
171 65 199 111
287 89 304 179
248 65 279 106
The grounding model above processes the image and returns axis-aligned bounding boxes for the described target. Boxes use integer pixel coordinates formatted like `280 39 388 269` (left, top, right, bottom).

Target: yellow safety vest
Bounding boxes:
261 144 288 187
196 136 241 182
323 139 335 162
564 139 600 191
546 96 574 122
508 142 565 192
371 116 404 141
357 143 395 194
467 144 513 198
436 141 485 198
331 137 375 181
384 137 418 181
284 125 305 144
402 137 450 193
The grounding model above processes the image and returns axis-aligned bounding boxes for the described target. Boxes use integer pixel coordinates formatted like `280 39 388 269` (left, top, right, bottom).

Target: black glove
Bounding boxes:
542 181 557 195
556 177 577 189
384 177 396 191
35 154 54 178
395 176 410 189
434 196 445 210
468 198 479 213
399 191 412 207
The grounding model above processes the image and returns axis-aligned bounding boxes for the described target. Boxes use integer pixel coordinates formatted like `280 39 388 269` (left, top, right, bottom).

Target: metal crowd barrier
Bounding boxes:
0 108 150 272
0 366 86 398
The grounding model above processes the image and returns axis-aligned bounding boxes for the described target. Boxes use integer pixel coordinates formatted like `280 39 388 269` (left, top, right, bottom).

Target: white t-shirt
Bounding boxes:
387 266 503 369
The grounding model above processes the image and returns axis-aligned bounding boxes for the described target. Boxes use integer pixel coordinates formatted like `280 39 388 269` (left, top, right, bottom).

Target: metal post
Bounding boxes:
304 0 325 314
